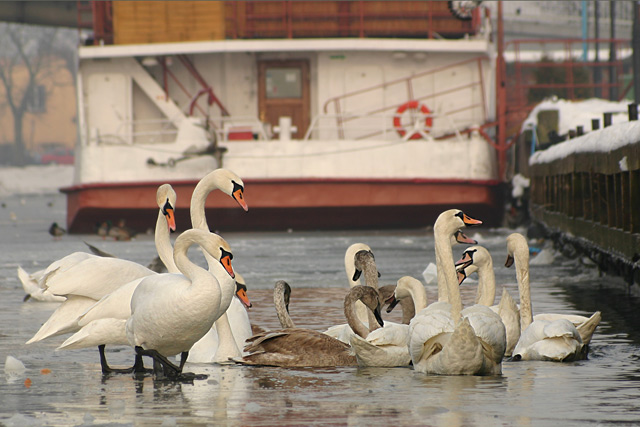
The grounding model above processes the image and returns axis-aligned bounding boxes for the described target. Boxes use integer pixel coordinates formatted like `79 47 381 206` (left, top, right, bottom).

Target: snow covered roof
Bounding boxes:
521 97 632 136
529 120 640 165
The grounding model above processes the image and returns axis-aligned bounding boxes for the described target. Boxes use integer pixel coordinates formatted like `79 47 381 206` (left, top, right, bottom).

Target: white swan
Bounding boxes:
506 233 600 361
185 169 251 363
323 243 381 343
455 246 521 356
436 230 478 302
408 209 505 375
59 169 250 371
235 284 384 368
126 228 236 380
25 184 178 345
182 273 253 364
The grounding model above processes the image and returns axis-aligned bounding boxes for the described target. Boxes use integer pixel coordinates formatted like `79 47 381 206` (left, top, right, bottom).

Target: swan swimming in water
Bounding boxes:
504 233 600 362
406 209 505 375
455 245 521 357
234 283 384 368
324 244 382 343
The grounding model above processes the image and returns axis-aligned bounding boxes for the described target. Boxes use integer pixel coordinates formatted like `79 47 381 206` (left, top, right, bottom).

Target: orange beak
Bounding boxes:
462 213 482 226
236 287 252 308
221 255 235 278
457 270 467 285
454 252 473 269
165 208 176 232
233 189 249 212
455 231 477 244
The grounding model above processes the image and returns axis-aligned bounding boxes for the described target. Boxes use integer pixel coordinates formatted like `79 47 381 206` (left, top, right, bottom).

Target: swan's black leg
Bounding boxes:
178 351 189 372
99 344 135 374
134 347 206 382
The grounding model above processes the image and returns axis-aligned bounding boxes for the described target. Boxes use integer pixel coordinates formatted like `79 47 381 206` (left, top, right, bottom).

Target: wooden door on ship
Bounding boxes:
258 60 310 139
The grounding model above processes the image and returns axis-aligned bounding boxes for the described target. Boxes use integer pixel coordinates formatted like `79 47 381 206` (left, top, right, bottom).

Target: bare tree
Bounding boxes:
0 23 76 166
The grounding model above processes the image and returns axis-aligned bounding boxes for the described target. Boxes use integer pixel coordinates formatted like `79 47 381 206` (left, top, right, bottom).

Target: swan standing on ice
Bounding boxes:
58 169 250 372
235 283 384 368
126 229 236 380
25 184 178 347
185 169 251 364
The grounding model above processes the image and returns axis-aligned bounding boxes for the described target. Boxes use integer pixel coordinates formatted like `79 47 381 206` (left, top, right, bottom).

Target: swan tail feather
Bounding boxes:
576 311 602 346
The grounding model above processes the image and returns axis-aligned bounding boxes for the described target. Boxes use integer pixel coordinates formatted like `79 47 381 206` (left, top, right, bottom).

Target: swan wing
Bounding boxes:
462 304 507 363
513 319 583 361
493 288 520 357
576 311 602 345
57 318 128 350
408 309 454 365
18 266 65 302
349 333 411 367
26 295 97 343
77 277 146 326
44 257 155 299
239 328 356 367
323 323 356 344
365 322 410 347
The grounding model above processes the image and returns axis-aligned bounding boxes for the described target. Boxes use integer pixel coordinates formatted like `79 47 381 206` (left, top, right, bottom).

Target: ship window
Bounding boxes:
265 68 301 99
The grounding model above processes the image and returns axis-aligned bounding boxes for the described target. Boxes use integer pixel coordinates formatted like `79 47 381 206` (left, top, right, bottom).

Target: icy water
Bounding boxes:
1 193 640 426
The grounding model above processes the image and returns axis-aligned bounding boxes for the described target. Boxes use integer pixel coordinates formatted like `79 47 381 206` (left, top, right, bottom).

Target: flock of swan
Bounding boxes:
18 168 602 380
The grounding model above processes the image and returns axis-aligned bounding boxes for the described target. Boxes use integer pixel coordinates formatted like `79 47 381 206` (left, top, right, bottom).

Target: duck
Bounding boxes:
126 229 236 380
107 219 137 241
407 209 505 375
234 284 384 368
455 246 521 357
48 222 66 240
506 233 600 361
25 184 178 346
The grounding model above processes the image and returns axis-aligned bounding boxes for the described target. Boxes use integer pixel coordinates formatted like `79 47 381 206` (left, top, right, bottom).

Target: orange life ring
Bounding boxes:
393 101 433 140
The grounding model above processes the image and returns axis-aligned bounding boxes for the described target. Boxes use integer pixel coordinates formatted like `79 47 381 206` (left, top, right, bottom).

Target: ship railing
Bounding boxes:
89 118 178 145
322 56 489 140
212 111 483 143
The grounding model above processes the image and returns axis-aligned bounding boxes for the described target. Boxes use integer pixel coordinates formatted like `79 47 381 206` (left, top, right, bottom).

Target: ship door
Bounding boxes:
258 60 309 139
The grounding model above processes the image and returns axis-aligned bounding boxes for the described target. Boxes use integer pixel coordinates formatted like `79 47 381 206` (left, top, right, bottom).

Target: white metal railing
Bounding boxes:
92 118 178 145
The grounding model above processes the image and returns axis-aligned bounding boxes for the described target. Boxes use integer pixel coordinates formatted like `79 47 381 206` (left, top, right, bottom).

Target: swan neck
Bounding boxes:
515 251 533 329
360 257 381 332
408 280 428 313
476 259 496 306
434 226 462 319
155 208 178 273
274 287 295 329
214 312 241 358
173 236 208 284
190 173 222 231
435 252 449 302
345 292 370 338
